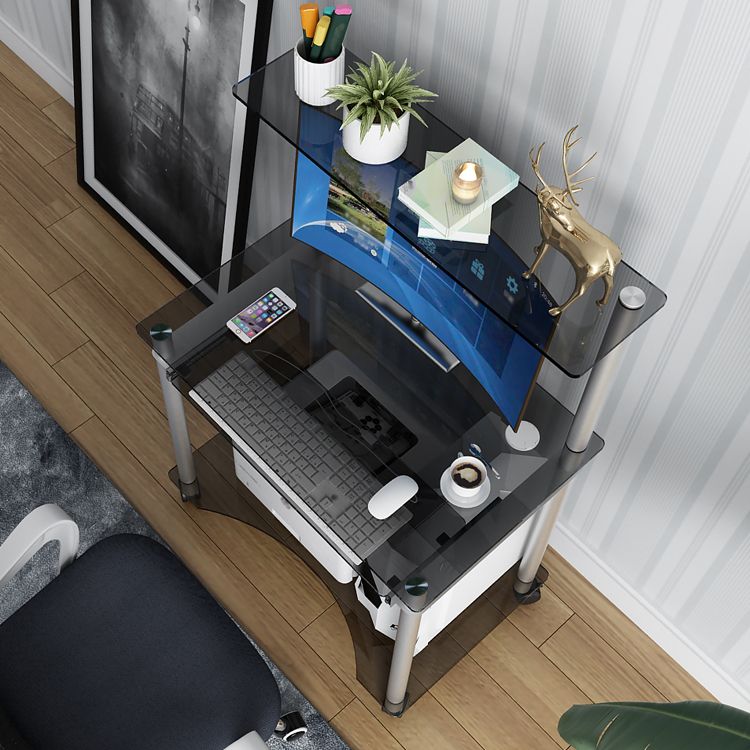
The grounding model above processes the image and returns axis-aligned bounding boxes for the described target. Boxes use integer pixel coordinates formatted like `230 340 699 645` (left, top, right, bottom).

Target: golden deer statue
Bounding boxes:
523 125 621 317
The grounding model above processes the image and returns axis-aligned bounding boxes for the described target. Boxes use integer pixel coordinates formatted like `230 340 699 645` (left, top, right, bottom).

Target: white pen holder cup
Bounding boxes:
293 38 345 107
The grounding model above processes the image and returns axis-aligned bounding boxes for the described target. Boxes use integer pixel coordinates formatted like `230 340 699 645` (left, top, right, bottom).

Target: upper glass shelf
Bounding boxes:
234 49 666 377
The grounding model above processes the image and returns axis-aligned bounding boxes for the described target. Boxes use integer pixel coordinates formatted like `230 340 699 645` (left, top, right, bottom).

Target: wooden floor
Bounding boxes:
0 44 713 750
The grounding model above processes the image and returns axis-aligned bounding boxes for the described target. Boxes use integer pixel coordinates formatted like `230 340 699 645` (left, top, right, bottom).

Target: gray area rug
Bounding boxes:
0 362 348 750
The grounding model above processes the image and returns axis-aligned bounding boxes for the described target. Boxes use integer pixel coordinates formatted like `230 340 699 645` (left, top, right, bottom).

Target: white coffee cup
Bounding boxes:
448 456 487 498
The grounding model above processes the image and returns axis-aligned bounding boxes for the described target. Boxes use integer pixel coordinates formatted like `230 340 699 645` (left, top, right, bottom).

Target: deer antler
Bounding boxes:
529 142 550 193
562 125 597 207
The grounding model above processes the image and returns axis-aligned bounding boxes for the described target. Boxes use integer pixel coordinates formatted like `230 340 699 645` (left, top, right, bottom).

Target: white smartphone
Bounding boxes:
226 287 297 344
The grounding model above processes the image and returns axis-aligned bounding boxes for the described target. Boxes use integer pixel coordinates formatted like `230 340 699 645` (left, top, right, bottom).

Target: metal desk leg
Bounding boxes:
150 324 200 502
514 486 569 602
383 578 428 716
514 287 646 601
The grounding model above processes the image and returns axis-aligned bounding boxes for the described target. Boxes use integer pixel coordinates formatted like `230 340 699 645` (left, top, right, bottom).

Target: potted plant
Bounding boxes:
326 52 437 165
559 700 750 749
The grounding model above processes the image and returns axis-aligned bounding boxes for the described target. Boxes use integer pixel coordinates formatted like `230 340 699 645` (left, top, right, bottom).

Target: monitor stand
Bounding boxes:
505 421 540 452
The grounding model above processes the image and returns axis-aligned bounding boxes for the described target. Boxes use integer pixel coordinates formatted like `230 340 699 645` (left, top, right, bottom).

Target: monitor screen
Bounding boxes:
291 109 555 429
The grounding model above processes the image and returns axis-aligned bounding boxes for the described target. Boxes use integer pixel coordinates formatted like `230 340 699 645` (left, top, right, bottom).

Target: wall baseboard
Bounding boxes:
0 15 74 104
550 522 750 710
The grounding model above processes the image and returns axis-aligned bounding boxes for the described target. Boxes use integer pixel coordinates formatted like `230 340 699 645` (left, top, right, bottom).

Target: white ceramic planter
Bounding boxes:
341 106 410 164
293 38 345 107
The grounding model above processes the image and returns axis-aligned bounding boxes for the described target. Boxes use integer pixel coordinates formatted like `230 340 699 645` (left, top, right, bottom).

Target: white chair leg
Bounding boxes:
223 730 269 749
0 504 80 589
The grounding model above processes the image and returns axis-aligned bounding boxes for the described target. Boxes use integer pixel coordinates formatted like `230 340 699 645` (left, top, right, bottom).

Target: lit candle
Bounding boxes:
452 161 483 204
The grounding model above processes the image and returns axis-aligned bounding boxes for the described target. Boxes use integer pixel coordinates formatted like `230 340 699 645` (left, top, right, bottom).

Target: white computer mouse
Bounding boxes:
368 475 419 520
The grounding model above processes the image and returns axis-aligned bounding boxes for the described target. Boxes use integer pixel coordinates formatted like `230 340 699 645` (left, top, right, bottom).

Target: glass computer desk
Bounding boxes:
138 226 663 715
137 47 666 716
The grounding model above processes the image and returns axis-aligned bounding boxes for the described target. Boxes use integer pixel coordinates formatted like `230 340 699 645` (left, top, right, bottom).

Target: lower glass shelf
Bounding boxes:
170 434 549 712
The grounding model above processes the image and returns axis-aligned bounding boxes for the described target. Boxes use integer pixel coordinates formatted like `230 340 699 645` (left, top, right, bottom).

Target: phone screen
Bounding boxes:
231 291 291 340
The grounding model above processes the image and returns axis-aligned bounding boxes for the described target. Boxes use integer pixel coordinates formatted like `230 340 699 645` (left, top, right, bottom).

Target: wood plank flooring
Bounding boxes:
0 43 713 749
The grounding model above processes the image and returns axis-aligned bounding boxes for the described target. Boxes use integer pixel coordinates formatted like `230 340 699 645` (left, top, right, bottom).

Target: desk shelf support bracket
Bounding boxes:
513 286 647 601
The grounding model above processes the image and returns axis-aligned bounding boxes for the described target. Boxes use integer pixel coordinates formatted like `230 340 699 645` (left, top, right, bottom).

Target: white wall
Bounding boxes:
5 0 749 708
0 0 73 102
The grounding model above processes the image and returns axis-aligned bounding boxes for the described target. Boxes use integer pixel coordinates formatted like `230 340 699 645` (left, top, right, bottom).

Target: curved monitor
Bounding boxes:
291 110 555 429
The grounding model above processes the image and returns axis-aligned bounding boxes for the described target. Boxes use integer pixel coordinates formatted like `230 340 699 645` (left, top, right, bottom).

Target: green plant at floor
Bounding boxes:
559 700 750 749
326 52 437 143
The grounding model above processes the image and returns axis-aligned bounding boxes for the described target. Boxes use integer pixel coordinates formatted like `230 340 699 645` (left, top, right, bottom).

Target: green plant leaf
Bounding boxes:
353 62 373 90
378 105 398 135
372 52 388 82
393 58 410 82
404 86 438 102
559 702 750 750
401 106 427 128
340 105 364 130
393 61 419 88
324 84 350 98
372 52 384 80
346 82 368 95
359 106 377 143
381 106 394 120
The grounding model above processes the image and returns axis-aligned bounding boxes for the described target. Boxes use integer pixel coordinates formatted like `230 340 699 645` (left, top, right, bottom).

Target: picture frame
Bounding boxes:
71 0 273 283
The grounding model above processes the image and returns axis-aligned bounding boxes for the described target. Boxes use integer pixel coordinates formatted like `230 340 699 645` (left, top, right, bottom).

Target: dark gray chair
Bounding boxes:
0 505 280 750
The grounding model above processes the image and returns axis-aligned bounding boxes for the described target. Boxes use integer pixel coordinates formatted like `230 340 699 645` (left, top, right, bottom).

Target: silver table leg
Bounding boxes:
150 324 200 502
514 485 569 599
514 287 646 600
383 577 428 716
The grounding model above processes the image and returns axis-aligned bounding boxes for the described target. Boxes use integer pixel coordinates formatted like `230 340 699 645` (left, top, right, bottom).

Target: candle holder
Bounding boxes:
451 161 483 204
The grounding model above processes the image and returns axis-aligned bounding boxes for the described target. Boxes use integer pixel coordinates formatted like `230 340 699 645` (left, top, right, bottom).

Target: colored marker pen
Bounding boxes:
320 5 351 62
308 14 331 63
299 3 318 59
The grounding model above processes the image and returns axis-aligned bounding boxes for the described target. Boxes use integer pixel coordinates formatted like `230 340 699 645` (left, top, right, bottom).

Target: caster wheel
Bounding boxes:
275 711 308 742
514 577 543 605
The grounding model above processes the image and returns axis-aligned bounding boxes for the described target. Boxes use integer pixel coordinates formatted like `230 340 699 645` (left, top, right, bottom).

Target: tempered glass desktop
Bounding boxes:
137 223 604 613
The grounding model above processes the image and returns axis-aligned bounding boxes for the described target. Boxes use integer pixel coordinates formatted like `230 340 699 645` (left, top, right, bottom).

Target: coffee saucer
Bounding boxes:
440 468 491 508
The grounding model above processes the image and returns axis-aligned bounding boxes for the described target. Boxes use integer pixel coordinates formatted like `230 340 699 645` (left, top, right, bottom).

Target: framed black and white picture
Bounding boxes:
72 0 273 282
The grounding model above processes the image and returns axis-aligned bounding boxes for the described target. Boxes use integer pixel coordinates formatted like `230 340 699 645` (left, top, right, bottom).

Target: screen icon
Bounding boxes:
470 259 485 281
